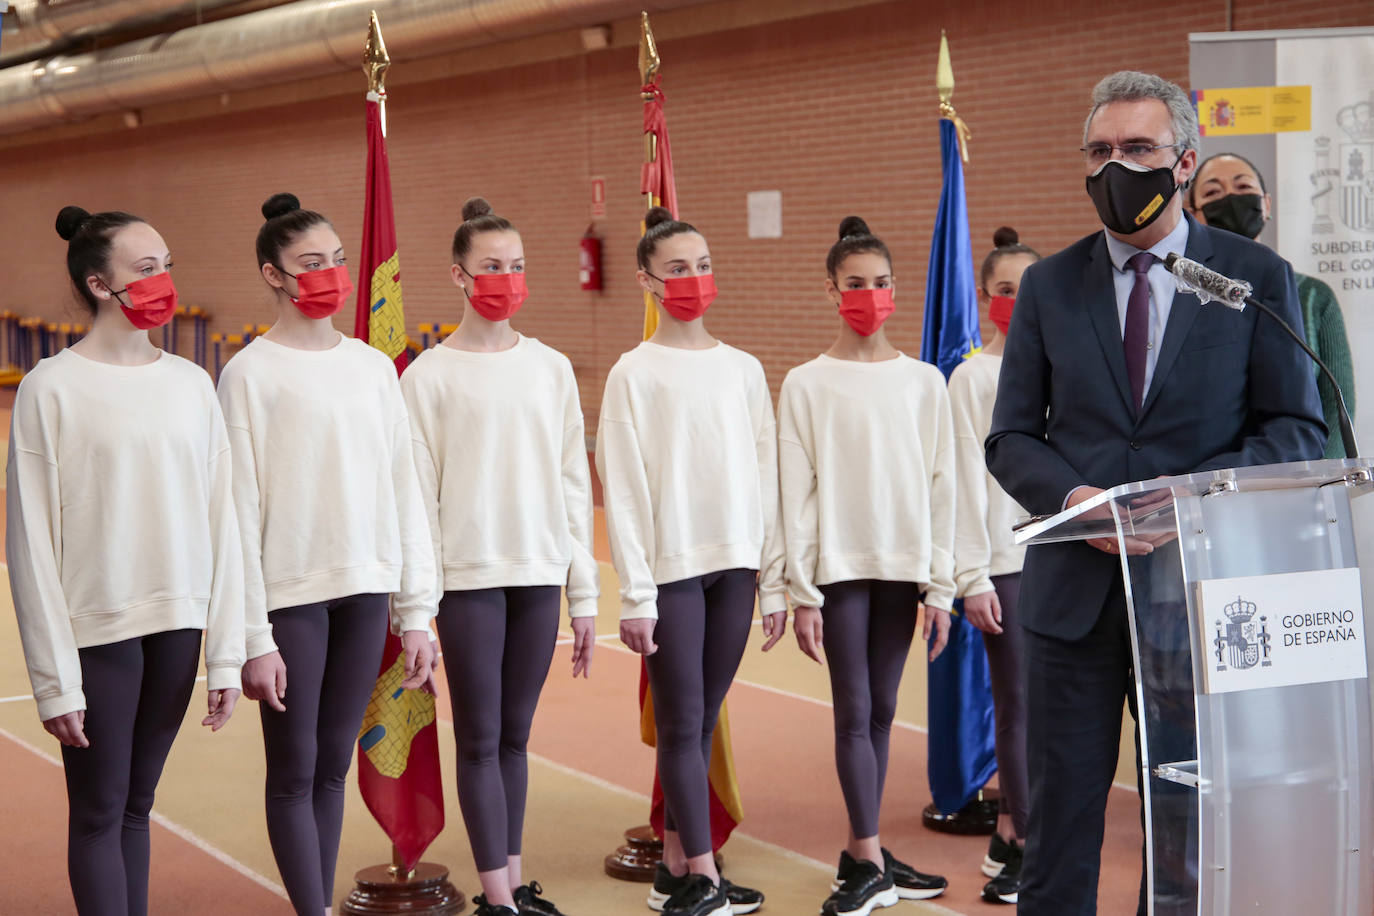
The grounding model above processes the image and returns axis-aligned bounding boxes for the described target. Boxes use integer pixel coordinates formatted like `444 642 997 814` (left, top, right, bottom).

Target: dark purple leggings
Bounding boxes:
61 628 201 916
981 572 1029 838
645 568 757 859
436 586 561 874
260 594 389 915
819 579 920 840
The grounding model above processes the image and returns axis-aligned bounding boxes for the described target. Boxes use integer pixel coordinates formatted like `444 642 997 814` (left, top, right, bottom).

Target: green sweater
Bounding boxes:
1297 273 1356 459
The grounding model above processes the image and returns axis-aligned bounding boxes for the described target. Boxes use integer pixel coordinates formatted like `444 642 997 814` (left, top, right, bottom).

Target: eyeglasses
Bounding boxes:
1080 142 1181 165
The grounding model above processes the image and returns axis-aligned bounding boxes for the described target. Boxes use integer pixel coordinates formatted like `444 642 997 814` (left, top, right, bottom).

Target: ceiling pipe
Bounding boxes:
0 0 699 137
0 0 249 67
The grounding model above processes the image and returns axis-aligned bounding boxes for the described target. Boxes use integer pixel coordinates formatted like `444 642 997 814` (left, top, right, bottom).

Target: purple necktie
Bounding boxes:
1123 251 1154 411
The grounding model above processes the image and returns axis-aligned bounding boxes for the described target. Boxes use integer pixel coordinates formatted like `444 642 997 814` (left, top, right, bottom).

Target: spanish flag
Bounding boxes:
639 66 743 850
353 79 444 871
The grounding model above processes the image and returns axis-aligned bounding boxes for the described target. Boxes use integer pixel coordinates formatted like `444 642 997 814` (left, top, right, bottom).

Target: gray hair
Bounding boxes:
1083 71 1200 152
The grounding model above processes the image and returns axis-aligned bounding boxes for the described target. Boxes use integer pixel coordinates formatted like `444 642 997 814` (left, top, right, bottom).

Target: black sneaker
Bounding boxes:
472 895 520 916
982 833 1016 878
514 880 565 915
647 864 763 914
661 873 731 916
981 838 1022 905
822 851 897 916
882 848 947 900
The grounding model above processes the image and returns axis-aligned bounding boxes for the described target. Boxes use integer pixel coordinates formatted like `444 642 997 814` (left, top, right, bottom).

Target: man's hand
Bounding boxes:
1068 485 1157 556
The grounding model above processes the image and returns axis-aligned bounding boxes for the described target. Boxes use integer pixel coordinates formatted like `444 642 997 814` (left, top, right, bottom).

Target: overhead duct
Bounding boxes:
0 0 250 67
0 0 699 137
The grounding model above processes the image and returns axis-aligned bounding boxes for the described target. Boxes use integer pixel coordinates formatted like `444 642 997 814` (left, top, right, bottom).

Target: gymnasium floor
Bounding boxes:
0 389 1145 915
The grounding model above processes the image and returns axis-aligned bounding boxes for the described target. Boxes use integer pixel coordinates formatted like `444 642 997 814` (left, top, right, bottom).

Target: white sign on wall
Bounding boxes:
1196 566 1366 694
747 190 782 239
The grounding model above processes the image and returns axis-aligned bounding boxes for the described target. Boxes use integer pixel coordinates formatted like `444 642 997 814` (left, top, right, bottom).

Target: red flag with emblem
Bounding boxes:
353 88 443 871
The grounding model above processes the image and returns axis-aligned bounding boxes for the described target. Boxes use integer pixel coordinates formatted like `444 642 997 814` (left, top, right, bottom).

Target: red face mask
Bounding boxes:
649 273 717 322
113 271 178 330
286 265 353 319
463 269 529 321
838 287 895 336
989 295 1015 334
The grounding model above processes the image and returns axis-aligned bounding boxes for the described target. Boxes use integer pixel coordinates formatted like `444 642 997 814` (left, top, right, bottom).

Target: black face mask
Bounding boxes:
1085 155 1182 235
1199 192 1265 239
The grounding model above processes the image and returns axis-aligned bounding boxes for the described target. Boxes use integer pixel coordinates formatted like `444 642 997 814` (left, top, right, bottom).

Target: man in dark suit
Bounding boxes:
986 71 1325 915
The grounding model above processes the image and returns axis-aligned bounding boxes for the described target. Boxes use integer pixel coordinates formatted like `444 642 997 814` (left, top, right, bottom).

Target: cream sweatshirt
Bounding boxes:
595 340 786 621
400 335 598 617
777 353 956 612
216 334 437 659
948 352 1026 597
7 349 245 721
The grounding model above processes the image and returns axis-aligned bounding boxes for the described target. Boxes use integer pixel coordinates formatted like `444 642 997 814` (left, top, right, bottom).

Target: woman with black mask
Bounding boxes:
1188 152 1355 459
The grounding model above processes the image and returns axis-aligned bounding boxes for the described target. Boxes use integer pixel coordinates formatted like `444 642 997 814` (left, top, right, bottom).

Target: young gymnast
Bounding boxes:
218 192 437 915
597 207 782 916
779 216 952 916
401 197 598 916
949 227 1041 905
10 206 245 915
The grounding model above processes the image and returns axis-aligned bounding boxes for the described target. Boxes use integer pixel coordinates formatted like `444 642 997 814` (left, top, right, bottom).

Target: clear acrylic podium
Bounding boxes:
1015 459 1374 915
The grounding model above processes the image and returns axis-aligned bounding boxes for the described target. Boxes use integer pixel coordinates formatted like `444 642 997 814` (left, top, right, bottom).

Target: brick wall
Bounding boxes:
1 0 1369 420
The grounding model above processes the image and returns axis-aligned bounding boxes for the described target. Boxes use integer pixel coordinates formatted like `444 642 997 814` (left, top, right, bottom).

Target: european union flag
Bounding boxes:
921 116 998 816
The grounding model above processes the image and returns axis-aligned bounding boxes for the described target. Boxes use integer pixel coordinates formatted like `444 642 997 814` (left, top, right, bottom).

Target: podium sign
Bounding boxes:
1196 567 1367 694
1017 459 1374 915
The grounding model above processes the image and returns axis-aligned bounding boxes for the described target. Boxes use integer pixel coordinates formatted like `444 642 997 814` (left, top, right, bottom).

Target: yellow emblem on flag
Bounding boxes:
369 252 406 360
357 650 435 778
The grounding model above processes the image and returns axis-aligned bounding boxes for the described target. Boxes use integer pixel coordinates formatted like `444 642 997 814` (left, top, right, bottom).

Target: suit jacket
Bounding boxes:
985 214 1325 641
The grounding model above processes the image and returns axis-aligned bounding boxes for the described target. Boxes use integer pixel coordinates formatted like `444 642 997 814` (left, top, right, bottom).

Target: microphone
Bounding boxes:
1164 252 1359 459
1164 253 1251 309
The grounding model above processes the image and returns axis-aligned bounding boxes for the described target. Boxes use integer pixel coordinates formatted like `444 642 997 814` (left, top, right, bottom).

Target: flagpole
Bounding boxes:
919 29 1000 840
605 13 668 880
339 11 463 916
639 11 662 340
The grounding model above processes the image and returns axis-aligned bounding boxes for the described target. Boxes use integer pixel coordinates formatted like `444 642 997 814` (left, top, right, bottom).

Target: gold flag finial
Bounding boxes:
364 10 390 95
936 30 971 162
936 30 954 104
638 11 661 89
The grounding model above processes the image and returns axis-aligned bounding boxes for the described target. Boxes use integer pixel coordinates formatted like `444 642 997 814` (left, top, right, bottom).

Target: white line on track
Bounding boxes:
0 724 288 899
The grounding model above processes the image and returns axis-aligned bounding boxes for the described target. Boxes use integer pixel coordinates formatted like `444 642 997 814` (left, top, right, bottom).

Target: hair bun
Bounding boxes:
262 192 301 221
55 206 92 241
462 196 494 222
644 206 674 231
993 226 1019 247
837 215 870 240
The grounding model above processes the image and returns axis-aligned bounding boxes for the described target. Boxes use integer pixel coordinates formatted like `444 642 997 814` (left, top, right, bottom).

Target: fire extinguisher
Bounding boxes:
579 225 603 291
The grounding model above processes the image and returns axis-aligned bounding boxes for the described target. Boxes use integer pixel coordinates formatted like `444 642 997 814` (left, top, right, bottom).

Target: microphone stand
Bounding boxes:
1239 293 1359 459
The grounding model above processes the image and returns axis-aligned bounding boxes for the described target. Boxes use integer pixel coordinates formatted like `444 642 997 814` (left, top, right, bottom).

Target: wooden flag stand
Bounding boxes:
604 824 664 882
341 845 465 915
